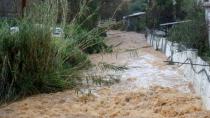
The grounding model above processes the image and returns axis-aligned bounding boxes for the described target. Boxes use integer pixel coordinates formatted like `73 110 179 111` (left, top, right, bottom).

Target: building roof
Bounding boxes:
123 12 146 19
160 20 192 26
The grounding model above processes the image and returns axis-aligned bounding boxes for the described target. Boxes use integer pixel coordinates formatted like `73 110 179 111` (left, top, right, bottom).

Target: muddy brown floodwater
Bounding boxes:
0 31 210 118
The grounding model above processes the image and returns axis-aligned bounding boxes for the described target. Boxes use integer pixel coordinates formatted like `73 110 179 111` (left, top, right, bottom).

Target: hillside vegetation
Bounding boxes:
0 0 111 104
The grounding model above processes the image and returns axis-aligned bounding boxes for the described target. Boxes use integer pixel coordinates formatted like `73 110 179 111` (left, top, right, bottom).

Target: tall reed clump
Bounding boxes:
65 0 112 54
0 0 91 104
0 23 69 102
65 24 111 54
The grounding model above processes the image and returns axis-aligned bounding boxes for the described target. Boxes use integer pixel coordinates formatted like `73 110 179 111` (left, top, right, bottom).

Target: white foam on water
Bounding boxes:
111 54 192 93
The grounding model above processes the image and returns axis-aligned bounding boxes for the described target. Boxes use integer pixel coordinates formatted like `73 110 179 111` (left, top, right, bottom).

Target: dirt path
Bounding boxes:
0 31 210 118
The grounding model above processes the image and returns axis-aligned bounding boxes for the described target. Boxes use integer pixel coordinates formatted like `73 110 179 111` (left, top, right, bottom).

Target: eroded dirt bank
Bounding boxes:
0 31 210 118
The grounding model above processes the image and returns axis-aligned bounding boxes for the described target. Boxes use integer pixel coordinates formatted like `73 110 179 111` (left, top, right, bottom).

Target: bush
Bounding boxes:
168 5 208 57
0 20 94 104
146 0 187 28
136 17 146 32
128 0 147 13
110 21 124 30
0 23 58 102
69 0 99 30
0 0 109 104
65 24 111 54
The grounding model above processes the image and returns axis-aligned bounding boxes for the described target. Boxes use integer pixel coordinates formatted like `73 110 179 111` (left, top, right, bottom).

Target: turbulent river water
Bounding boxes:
0 31 210 118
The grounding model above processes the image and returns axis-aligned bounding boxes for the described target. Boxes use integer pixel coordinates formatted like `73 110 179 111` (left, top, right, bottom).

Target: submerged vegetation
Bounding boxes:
0 0 110 104
98 62 128 72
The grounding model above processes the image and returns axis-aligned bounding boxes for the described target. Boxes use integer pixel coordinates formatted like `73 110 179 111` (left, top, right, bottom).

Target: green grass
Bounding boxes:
0 0 111 104
0 21 94 103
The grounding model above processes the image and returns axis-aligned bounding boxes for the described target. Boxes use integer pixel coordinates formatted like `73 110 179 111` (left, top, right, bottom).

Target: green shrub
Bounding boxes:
69 0 99 30
65 24 111 54
146 0 187 28
0 23 59 102
110 21 124 30
0 0 111 104
136 17 146 32
0 20 93 104
168 5 208 56
128 0 147 13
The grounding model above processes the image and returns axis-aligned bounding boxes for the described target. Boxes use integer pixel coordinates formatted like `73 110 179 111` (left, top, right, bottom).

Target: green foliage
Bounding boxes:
137 17 146 32
179 0 195 16
0 22 69 103
99 0 123 20
125 0 147 32
128 0 147 13
65 24 111 54
168 4 208 56
110 21 124 30
68 0 99 30
0 0 110 104
100 0 139 21
146 0 187 28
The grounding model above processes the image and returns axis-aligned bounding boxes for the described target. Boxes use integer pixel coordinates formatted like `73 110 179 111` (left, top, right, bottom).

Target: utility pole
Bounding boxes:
21 0 27 17
172 0 176 21
2 0 5 17
204 1 210 47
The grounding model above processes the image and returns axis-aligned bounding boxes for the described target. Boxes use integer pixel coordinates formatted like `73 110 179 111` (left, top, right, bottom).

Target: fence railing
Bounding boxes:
147 29 210 83
146 28 210 110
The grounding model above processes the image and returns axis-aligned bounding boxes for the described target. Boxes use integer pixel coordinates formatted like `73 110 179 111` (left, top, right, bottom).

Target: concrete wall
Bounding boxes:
146 30 210 110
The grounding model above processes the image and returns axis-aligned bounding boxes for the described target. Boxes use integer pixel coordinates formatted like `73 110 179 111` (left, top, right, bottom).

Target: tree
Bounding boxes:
146 0 187 28
128 0 147 13
99 0 130 20
67 0 99 29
